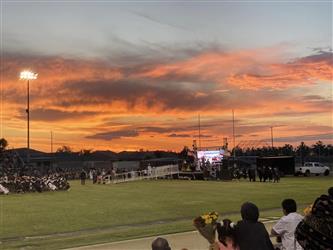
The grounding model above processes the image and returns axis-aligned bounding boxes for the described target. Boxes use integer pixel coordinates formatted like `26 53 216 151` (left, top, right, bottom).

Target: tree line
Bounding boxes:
1 138 332 164
231 141 332 163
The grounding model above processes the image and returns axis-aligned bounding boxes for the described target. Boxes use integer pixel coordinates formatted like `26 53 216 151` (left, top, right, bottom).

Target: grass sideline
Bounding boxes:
0 177 332 249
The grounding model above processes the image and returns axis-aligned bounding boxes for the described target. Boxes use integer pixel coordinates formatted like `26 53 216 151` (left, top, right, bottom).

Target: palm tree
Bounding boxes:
56 145 73 154
281 144 294 156
296 142 310 165
312 141 325 162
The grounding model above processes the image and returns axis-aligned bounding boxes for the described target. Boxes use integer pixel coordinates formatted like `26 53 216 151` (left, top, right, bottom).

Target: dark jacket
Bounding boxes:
79 171 86 180
235 202 274 250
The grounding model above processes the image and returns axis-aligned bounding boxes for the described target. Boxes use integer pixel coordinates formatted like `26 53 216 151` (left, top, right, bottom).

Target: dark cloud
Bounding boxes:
86 130 139 141
310 47 332 53
168 133 191 138
193 134 212 138
297 50 333 64
302 95 326 101
64 79 226 111
271 133 333 143
139 120 285 139
140 126 176 133
17 108 99 121
139 126 192 134
269 111 327 117
131 10 191 31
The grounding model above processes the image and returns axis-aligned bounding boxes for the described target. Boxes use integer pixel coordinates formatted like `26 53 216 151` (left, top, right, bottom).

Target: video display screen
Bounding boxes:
197 150 225 163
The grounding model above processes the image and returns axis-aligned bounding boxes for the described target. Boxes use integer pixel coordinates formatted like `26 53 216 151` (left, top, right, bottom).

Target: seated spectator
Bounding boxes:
271 199 303 250
216 219 239 250
234 202 274 250
0 183 9 194
151 237 171 250
295 187 333 250
0 174 70 194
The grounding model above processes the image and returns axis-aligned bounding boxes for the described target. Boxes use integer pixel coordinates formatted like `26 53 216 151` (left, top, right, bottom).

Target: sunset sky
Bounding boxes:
1 1 332 152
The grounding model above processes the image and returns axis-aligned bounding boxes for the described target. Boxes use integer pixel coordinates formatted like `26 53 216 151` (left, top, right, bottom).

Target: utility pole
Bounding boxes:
270 126 274 147
232 109 235 159
51 131 54 170
51 131 53 154
198 114 201 149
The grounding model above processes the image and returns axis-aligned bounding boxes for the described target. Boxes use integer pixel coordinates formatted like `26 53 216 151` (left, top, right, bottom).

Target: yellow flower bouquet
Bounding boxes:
303 203 313 216
193 212 219 244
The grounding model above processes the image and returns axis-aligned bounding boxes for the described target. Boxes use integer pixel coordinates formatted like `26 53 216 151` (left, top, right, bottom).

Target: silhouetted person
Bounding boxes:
248 168 256 182
235 202 274 250
80 169 86 185
257 167 263 182
92 169 97 184
273 168 280 183
152 237 171 250
241 168 247 179
263 166 270 182
216 219 239 249
268 167 273 182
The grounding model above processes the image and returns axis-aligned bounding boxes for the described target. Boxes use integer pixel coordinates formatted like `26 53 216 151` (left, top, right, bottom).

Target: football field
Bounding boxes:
0 177 331 249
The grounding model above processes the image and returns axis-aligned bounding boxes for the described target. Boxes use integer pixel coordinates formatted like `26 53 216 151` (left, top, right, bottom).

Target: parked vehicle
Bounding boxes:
295 162 330 176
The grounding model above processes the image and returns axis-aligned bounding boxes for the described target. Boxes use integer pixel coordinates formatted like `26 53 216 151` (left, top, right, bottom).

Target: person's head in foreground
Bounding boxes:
217 219 238 248
241 202 259 222
152 237 171 250
295 187 333 250
281 198 297 215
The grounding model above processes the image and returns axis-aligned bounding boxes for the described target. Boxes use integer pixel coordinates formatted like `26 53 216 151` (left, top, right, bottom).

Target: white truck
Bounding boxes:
295 162 330 176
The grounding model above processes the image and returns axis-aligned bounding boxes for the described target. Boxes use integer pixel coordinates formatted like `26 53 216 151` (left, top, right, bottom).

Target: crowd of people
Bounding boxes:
231 166 280 182
0 150 70 194
198 161 280 183
0 174 70 194
151 187 333 250
79 168 117 185
194 157 282 183
0 150 25 176
79 165 162 185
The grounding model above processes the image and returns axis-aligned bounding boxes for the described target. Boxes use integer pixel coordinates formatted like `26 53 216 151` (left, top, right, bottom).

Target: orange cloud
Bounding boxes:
228 51 333 89
1 48 332 151
137 49 332 90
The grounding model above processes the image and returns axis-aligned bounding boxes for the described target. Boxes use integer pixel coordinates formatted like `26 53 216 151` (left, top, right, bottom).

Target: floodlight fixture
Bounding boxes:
20 70 38 80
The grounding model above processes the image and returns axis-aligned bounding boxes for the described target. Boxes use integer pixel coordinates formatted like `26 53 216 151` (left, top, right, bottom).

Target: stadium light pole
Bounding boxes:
20 70 38 165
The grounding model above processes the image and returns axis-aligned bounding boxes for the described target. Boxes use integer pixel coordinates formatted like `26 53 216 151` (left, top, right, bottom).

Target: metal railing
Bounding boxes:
104 164 179 184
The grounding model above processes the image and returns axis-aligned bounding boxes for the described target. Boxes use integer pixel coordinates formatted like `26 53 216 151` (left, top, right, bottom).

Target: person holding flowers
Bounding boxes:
194 212 239 250
193 211 219 247
216 219 239 250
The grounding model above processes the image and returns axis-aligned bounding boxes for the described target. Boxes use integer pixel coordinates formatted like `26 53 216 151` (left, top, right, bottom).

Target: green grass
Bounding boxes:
0 177 332 249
